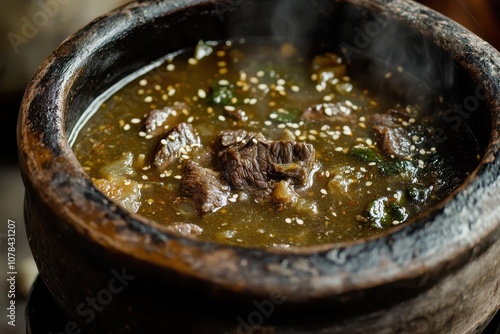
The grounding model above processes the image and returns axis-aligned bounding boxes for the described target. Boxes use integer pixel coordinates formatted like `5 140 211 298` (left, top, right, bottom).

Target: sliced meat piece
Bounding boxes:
370 113 398 128
216 130 316 194
154 123 201 171
181 160 230 214
373 126 412 158
370 113 412 158
143 103 188 136
301 102 356 124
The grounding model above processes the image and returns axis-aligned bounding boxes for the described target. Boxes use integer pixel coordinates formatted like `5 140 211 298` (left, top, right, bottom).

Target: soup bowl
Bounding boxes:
17 0 500 333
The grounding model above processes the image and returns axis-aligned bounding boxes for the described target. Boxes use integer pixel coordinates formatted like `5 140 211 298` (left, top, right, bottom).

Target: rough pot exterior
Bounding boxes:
17 0 500 333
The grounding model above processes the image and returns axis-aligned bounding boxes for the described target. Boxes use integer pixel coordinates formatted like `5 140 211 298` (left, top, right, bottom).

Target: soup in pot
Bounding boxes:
72 39 480 247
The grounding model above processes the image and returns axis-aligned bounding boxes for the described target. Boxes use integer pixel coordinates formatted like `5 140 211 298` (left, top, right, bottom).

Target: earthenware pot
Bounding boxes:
18 0 500 333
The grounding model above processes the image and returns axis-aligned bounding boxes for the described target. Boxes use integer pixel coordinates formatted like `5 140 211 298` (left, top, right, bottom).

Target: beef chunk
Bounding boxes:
216 130 316 194
181 160 230 213
301 102 356 124
373 126 412 158
154 123 200 170
144 103 188 136
370 113 398 128
371 113 412 158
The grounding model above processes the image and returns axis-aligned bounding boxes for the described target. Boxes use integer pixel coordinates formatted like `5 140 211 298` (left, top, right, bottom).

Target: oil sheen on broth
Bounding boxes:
72 39 480 248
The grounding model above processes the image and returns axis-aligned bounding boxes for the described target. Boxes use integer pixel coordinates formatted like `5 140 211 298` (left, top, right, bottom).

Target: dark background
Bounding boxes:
0 0 499 333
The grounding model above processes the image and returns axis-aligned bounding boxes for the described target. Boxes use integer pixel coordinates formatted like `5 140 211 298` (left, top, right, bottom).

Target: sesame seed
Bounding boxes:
123 124 131 131
168 88 176 96
139 131 146 137
218 61 227 67
217 50 226 57
167 64 175 71
181 154 190 160
218 79 230 86
162 94 168 101
419 149 426 155
145 135 153 140
397 66 404 73
368 162 377 166
323 95 333 102
174 175 182 180
320 189 328 195
385 72 392 78
139 79 147 86
258 84 268 90
264 121 272 126
269 113 278 119
315 84 325 92
256 71 265 77
335 147 343 152
296 218 304 225
188 58 198 65
219 68 228 74
187 116 194 123
144 96 153 103
366 138 373 146
198 89 207 99
392 220 401 225
218 115 226 122
142 175 148 180
343 126 352 136
250 77 259 84
365 181 373 186
131 118 141 124
285 218 292 224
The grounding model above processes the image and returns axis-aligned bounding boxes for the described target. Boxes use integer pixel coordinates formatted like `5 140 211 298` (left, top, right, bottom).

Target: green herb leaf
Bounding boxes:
208 83 236 106
351 146 383 164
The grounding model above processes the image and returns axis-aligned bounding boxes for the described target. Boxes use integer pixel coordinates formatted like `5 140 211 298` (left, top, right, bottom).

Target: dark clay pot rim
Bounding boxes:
18 0 500 301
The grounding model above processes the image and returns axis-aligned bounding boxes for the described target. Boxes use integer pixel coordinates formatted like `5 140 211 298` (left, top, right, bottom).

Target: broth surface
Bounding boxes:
72 39 480 247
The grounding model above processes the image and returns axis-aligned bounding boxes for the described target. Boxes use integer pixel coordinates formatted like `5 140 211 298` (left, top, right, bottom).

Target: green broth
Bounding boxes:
72 39 480 247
